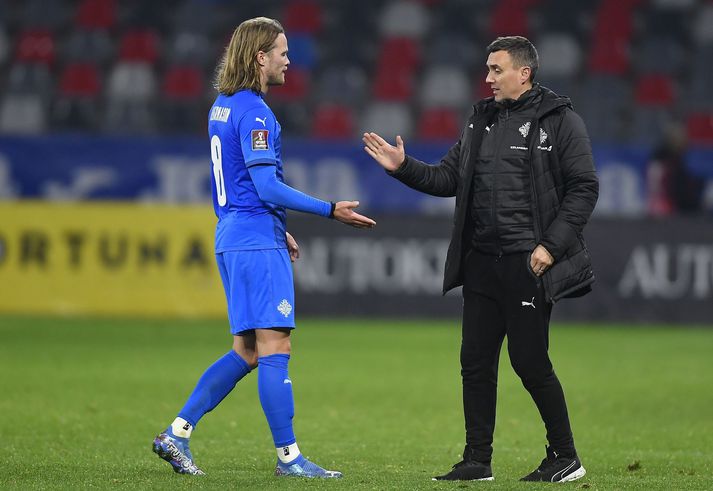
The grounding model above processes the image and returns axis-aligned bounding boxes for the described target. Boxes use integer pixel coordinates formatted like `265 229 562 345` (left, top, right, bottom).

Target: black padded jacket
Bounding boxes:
389 85 599 302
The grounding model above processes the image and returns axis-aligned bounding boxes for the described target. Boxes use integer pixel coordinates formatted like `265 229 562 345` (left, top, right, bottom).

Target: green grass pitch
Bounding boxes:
1 316 712 490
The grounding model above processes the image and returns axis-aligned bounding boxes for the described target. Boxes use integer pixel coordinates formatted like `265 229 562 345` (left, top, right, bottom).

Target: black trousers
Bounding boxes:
461 250 576 463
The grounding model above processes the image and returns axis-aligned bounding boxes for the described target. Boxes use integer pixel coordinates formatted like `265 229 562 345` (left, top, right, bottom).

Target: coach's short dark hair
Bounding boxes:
487 36 538 82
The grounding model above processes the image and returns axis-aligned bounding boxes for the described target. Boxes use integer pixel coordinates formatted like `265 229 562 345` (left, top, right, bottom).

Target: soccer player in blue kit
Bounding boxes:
152 17 375 478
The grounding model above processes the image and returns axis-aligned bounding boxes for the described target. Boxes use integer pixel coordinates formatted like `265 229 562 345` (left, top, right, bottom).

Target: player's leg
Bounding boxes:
504 252 584 482
255 328 341 479
151 252 255 475
252 249 340 478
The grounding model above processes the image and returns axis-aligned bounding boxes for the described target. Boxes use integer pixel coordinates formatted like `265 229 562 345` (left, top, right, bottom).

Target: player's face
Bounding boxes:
264 33 290 86
485 50 530 102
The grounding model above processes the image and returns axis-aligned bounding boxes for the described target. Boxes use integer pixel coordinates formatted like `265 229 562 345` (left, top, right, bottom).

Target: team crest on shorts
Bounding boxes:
277 299 292 317
251 129 269 150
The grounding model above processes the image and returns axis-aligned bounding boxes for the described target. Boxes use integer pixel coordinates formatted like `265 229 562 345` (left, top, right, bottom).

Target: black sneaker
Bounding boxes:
433 446 494 481
520 446 586 482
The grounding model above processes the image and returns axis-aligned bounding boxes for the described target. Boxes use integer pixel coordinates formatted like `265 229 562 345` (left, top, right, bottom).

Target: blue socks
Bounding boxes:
174 350 300 462
178 350 251 427
258 354 296 447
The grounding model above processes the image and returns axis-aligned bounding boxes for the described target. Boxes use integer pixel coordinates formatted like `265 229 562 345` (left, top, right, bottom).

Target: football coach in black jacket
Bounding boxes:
363 36 598 483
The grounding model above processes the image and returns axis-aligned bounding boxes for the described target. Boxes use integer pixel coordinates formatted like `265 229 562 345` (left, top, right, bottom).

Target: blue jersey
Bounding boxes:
208 90 287 252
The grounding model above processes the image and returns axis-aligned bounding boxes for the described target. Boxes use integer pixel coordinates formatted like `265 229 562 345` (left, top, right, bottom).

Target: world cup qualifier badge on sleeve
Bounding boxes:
251 130 269 150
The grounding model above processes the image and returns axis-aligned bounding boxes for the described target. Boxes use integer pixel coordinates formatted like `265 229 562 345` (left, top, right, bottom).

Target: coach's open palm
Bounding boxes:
334 201 376 229
362 132 405 172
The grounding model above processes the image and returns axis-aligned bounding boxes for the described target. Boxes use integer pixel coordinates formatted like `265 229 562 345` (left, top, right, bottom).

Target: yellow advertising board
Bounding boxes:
0 202 227 317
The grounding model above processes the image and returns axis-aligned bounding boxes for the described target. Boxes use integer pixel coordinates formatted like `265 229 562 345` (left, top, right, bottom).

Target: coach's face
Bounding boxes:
262 33 290 87
485 50 531 102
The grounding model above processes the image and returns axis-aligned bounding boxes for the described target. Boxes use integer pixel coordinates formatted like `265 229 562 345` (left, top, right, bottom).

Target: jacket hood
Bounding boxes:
473 84 572 118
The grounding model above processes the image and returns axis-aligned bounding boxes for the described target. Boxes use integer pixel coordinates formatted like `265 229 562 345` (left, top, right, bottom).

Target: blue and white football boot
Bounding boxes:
152 427 205 475
275 455 342 478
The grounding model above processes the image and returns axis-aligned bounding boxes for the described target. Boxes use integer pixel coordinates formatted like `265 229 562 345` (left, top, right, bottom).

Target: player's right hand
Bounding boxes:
333 201 376 229
362 132 405 172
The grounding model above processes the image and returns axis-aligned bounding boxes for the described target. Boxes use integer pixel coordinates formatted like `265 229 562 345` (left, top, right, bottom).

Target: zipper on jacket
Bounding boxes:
527 119 555 303
491 109 508 255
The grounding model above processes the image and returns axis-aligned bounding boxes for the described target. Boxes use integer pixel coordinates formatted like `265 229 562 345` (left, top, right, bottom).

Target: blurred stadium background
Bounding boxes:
1 0 712 322
1 1 713 489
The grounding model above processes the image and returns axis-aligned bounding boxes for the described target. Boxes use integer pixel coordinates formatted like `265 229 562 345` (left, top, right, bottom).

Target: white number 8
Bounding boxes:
211 135 227 206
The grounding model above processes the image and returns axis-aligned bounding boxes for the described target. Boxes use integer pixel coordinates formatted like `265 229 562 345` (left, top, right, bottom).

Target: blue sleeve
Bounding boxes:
248 164 332 217
237 107 278 167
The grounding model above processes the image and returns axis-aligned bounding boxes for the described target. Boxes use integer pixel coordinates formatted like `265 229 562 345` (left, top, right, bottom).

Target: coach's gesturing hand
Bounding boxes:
333 200 376 229
362 132 405 172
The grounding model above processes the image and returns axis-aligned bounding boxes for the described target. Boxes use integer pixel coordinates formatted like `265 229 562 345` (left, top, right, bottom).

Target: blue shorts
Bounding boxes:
216 248 296 335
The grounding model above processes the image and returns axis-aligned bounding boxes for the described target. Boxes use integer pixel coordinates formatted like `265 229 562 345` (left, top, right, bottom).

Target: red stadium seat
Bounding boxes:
311 104 354 138
75 0 116 29
373 65 414 101
489 0 534 37
58 63 101 97
635 74 675 107
119 29 159 63
587 0 636 75
15 29 55 66
268 67 310 102
686 113 713 143
417 107 460 140
376 37 421 72
284 0 322 34
162 66 204 100
475 77 493 100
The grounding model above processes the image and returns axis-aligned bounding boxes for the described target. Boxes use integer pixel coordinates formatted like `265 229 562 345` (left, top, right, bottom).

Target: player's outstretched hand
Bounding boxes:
362 132 405 172
333 201 376 229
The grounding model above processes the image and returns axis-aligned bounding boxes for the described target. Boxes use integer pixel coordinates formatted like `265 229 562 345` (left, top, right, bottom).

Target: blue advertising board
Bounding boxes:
0 135 710 215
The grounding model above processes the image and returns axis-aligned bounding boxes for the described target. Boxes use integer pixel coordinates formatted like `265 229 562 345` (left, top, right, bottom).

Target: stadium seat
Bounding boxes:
359 102 413 140
378 0 429 39
19 0 70 29
587 1 635 75
284 34 317 69
269 101 310 137
692 3 713 45
6 63 53 97
14 29 55 66
535 33 581 79
107 62 156 102
311 104 354 139
165 30 213 67
686 113 713 143
373 65 415 102
268 67 310 102
0 94 46 134
489 0 540 37
118 29 160 63
635 74 675 107
631 36 685 76
417 107 461 141
284 0 322 34
376 37 421 72
75 0 116 29
315 65 368 105
159 88 204 135
424 33 480 70
58 63 102 98
50 62 102 131
162 65 204 100
420 66 470 109
627 107 672 144
62 29 114 65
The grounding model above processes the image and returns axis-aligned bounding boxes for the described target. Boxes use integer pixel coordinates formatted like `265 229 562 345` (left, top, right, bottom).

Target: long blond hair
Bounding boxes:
214 17 284 95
